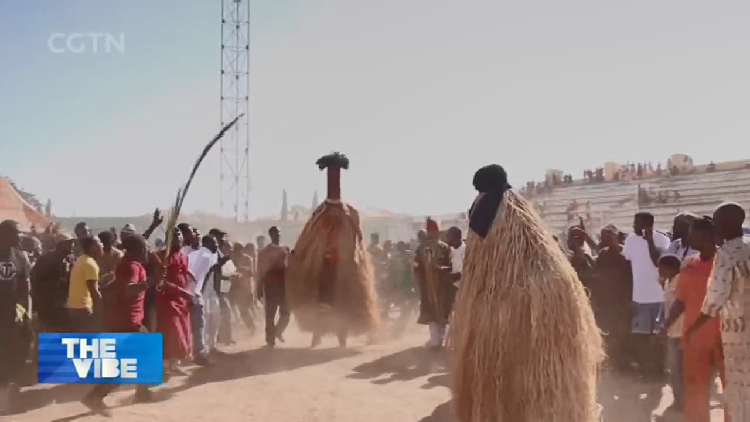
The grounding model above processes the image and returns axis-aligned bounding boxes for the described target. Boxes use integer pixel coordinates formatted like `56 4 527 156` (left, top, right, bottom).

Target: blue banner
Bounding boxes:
38 333 164 384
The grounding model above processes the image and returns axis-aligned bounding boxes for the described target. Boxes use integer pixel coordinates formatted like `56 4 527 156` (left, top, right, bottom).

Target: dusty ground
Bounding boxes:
6 324 725 422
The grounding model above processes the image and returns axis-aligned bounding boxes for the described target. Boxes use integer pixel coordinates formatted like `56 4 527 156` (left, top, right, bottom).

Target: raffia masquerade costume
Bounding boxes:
286 153 380 346
449 164 603 422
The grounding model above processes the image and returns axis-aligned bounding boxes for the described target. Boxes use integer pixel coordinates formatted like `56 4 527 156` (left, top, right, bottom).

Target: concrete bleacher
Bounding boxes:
534 168 750 235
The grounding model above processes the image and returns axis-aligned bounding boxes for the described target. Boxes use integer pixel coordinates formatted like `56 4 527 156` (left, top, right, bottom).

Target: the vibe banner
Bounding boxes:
38 333 164 384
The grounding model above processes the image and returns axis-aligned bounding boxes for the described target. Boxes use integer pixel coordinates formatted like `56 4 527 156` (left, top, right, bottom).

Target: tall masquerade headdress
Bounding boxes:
316 152 350 202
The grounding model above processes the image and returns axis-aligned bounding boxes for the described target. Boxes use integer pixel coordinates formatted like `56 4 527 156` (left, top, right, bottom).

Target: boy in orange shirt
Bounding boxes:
664 217 725 422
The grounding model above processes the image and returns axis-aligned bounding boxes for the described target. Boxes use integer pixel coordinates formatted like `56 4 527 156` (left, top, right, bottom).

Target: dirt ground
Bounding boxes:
6 324 725 422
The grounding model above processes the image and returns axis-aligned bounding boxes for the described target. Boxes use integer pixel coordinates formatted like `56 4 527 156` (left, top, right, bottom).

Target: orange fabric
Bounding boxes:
677 256 722 349
683 344 726 422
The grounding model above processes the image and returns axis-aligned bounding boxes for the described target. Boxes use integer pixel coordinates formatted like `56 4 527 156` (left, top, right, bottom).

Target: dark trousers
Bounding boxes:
631 333 667 375
0 318 29 387
600 312 632 370
87 325 150 400
264 284 290 345
68 308 94 332
38 308 71 333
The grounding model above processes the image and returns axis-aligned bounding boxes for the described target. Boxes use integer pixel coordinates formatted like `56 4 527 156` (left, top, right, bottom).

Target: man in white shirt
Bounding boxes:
187 236 218 366
623 212 671 376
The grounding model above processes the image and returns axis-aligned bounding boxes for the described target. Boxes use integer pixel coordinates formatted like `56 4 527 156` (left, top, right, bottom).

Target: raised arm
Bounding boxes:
142 208 164 240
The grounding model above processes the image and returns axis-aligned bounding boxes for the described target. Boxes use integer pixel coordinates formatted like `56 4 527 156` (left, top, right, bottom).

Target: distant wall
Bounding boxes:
692 159 750 173
603 162 622 182
669 154 694 171
545 169 563 185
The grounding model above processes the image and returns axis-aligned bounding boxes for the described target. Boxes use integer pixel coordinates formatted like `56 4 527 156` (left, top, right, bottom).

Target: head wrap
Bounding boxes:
469 164 511 238
121 223 136 234
426 217 440 233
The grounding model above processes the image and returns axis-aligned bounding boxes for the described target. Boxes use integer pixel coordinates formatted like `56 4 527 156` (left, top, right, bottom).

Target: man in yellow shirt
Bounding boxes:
68 236 103 332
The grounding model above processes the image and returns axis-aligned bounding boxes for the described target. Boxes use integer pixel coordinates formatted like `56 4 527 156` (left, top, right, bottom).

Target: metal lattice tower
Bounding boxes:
220 0 250 221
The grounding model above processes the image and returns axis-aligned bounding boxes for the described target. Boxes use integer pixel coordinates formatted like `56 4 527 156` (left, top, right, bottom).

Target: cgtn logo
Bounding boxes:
38 333 163 384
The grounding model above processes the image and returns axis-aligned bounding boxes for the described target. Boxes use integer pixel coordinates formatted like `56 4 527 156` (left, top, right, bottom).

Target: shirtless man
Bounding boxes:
257 226 290 347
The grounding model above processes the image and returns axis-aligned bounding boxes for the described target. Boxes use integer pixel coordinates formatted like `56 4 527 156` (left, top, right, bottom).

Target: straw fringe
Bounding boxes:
449 190 603 422
287 201 380 335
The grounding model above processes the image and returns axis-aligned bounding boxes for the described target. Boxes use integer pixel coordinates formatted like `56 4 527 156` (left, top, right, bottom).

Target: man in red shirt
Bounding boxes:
82 234 156 416
663 217 725 422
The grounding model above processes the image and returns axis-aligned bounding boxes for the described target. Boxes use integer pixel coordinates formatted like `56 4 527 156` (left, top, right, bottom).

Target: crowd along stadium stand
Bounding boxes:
536 166 750 236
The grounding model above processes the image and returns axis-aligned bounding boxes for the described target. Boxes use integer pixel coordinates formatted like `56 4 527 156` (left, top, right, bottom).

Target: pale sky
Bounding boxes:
2 1 749 219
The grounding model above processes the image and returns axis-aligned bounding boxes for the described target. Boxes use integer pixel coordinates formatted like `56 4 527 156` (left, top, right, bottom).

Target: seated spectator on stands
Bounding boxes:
525 181 536 196
637 186 654 207
566 200 580 222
